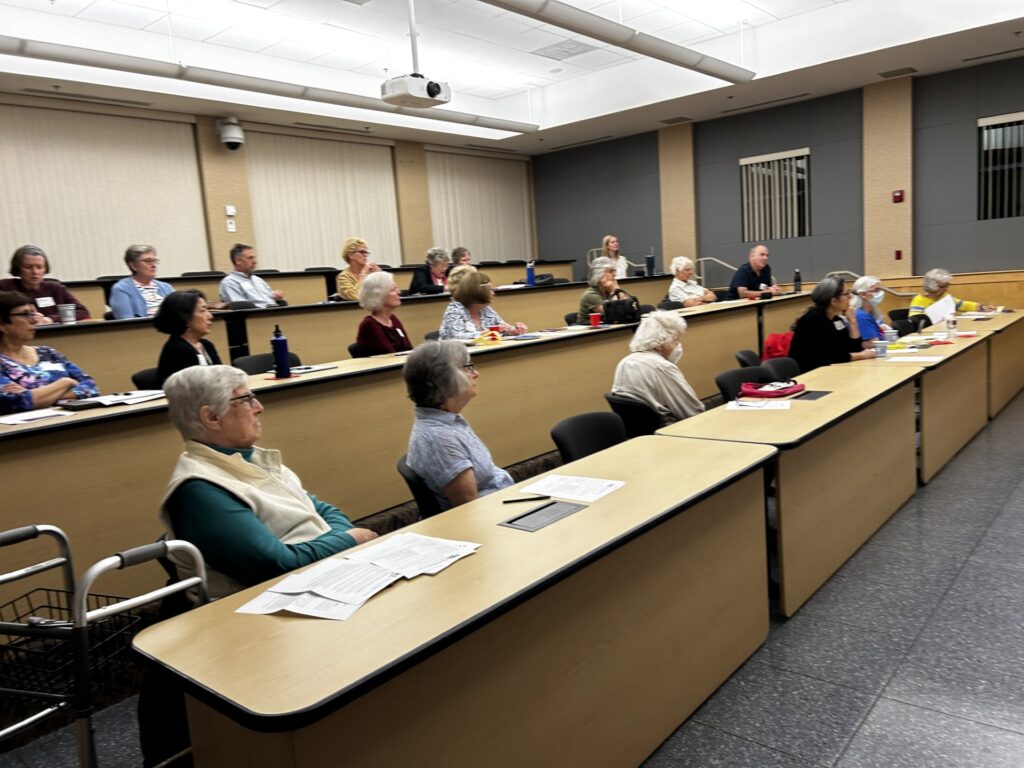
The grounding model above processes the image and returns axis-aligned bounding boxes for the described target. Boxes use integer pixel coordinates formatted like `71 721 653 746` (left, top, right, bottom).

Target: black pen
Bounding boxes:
502 495 551 504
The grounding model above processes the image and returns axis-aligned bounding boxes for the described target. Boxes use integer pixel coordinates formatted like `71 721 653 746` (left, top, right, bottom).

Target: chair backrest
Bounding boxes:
910 314 932 331
888 307 910 323
603 393 662 438
132 367 161 390
735 349 761 368
763 332 794 360
181 270 225 277
397 454 443 519
348 342 372 359
224 301 257 310
715 365 770 402
895 318 915 337
424 330 440 341
763 356 800 381
550 412 628 464
565 311 581 326
657 300 684 310
231 351 302 374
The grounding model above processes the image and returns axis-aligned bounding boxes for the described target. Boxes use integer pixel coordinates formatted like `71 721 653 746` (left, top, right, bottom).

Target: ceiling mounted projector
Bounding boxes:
381 73 451 108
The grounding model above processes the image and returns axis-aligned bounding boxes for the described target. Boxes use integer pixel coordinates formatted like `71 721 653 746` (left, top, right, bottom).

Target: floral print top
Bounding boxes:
0 346 99 414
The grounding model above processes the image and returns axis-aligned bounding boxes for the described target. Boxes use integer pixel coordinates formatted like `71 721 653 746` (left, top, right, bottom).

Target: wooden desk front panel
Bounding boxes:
36 320 231 393
918 343 989 483
183 471 769 768
66 283 107 320
678 308 759 399
986 318 1024 417
761 294 810 341
777 382 917 615
259 274 331 305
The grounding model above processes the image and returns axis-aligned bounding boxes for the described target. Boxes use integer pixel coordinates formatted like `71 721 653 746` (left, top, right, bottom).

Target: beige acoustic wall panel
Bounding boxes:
863 78 913 278
0 103 209 281
425 149 533 264
245 130 402 269
659 123 698 272
195 116 255 272
393 141 434 264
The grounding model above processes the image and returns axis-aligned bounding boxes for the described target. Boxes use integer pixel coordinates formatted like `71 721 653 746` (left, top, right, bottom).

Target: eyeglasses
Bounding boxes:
462 364 477 374
228 392 260 408
353 250 370 256
9 311 40 319
838 291 851 297
136 258 160 265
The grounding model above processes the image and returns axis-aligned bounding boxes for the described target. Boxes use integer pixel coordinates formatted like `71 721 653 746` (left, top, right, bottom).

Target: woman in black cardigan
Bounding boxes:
408 247 451 295
154 290 222 387
789 277 876 373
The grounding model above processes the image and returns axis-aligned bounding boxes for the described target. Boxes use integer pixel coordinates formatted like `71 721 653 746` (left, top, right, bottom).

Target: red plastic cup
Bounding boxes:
488 325 501 333
589 313 601 327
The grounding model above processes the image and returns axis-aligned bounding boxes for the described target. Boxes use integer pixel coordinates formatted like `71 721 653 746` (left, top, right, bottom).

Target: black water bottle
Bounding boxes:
793 269 802 293
271 324 291 379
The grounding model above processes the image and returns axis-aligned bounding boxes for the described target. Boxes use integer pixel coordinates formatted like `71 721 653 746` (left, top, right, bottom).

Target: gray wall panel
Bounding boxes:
914 122 976 227
915 222 977 274
975 218 1024 270
914 67 977 128
811 139 862 236
696 160 741 246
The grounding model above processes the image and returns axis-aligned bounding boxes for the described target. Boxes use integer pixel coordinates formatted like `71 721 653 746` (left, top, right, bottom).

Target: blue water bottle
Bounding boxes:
271 324 291 379
526 261 535 286
645 253 656 276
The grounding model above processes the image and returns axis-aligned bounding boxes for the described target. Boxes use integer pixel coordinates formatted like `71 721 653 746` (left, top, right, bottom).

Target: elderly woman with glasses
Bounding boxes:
0 291 98 414
160 365 378 599
337 236 382 301
439 270 527 340
355 272 412 355
667 256 716 306
110 244 174 319
909 268 996 321
789 277 877 374
408 246 451 295
154 290 223 387
612 311 704 426
404 341 512 510
577 257 632 324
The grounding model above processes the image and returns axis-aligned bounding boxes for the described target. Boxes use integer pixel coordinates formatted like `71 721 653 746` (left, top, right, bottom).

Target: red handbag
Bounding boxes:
739 380 806 398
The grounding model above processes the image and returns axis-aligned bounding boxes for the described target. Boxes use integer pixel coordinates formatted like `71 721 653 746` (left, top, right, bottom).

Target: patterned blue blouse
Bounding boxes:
438 301 506 340
0 346 99 414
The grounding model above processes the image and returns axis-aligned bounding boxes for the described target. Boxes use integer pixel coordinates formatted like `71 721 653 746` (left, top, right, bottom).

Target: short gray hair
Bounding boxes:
404 340 470 408
850 275 880 312
629 310 687 353
810 277 845 310
588 257 616 289
425 247 450 267
669 256 693 275
359 271 396 311
164 365 248 441
922 268 952 294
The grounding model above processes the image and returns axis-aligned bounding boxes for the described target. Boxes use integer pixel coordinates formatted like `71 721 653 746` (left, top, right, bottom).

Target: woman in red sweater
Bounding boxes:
353 272 413 356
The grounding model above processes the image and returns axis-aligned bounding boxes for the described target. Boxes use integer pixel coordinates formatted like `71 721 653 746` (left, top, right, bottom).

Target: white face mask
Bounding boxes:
667 344 683 364
869 290 884 306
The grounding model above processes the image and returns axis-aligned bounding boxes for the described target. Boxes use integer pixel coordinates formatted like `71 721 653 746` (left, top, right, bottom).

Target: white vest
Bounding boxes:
159 441 330 599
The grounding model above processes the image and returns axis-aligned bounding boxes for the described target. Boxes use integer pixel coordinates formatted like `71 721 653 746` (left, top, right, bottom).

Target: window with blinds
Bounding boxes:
739 149 810 241
978 116 1023 221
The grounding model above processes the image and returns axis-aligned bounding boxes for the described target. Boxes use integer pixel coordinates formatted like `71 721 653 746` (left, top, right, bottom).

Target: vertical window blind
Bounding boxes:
978 117 1023 221
739 149 810 241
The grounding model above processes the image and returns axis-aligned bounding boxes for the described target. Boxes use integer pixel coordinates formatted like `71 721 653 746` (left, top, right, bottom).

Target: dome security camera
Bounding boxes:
216 117 245 151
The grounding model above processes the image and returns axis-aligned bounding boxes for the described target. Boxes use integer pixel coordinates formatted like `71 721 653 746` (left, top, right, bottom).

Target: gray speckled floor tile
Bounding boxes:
884 639 1024 733
867 513 985 558
914 601 1024 667
988 505 1024 534
643 721 811 768
940 559 1024 608
969 528 1024 570
837 538 963 593
6 696 139 768
837 698 1024 768
692 662 874 765
797 572 944 640
753 612 913 693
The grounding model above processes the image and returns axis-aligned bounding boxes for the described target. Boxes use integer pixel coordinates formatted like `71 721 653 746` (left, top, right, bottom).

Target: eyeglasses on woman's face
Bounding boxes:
228 392 260 409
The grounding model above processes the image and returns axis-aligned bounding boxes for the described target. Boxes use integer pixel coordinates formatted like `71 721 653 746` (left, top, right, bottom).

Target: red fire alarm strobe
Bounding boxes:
892 190 904 203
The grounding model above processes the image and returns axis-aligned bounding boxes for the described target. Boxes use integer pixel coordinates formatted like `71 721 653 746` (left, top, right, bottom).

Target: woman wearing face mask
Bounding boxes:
850 275 892 345
611 311 703 426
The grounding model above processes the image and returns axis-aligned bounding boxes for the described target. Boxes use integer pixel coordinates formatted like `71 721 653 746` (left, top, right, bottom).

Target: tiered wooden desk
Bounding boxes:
658 365 920 616
955 312 1024 418
133 436 776 768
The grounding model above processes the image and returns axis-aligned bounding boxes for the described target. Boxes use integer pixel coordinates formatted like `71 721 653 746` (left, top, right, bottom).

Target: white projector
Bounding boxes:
381 74 451 108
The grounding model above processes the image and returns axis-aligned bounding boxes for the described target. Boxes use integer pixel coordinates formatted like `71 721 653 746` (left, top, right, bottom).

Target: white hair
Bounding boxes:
669 256 694 275
850 275 882 319
922 268 952 294
629 310 687 353
164 365 248 441
588 257 616 289
358 271 396 311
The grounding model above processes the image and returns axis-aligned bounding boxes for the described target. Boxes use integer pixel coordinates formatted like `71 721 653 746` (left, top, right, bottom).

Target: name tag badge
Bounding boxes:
758 283 768 290
396 328 406 338
833 319 846 331
39 361 66 372
36 296 56 308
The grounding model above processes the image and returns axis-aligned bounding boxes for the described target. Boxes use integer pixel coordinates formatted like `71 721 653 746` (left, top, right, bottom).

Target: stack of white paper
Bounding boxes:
236 533 479 619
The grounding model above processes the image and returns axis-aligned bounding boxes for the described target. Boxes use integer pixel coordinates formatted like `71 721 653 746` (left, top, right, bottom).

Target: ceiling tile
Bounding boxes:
592 0 665 23
325 2 416 36
260 38 335 62
656 19 720 45
77 0 165 29
455 13 535 47
516 26 570 53
563 47 632 71
117 0 191 10
629 9 688 33
307 48 381 71
745 0 834 18
234 0 280 8
669 1 776 31
0 0 94 14
144 14 231 42
460 82 519 99
205 27 289 52
268 0 344 23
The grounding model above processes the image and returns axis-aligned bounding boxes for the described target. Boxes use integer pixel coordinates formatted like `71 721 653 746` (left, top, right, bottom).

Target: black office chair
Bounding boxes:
910 314 932 331
603 393 661 438
231 351 301 374
552 278 570 285
304 266 336 272
252 269 280 274
657 300 684 310
131 367 160 389
763 356 800 381
348 342 372 359
424 330 440 341
397 454 443 519
181 270 225 277
735 349 761 368
713 289 729 301
224 301 257 310
565 311 582 326
715 366 771 402
888 307 910 323
478 260 502 266
550 412 628 464
895 318 915 337
638 303 655 316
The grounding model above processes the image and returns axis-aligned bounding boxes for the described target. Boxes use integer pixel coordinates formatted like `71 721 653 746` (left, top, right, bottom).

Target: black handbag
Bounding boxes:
602 294 641 324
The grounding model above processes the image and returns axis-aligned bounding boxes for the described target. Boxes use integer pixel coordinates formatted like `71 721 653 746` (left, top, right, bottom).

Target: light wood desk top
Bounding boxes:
134 435 776 726
658 364 921 448
951 311 1022 333
859 326 993 370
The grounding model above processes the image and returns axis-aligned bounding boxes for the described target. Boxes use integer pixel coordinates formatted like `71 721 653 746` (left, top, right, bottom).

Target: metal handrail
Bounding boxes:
823 270 915 297
694 256 737 287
